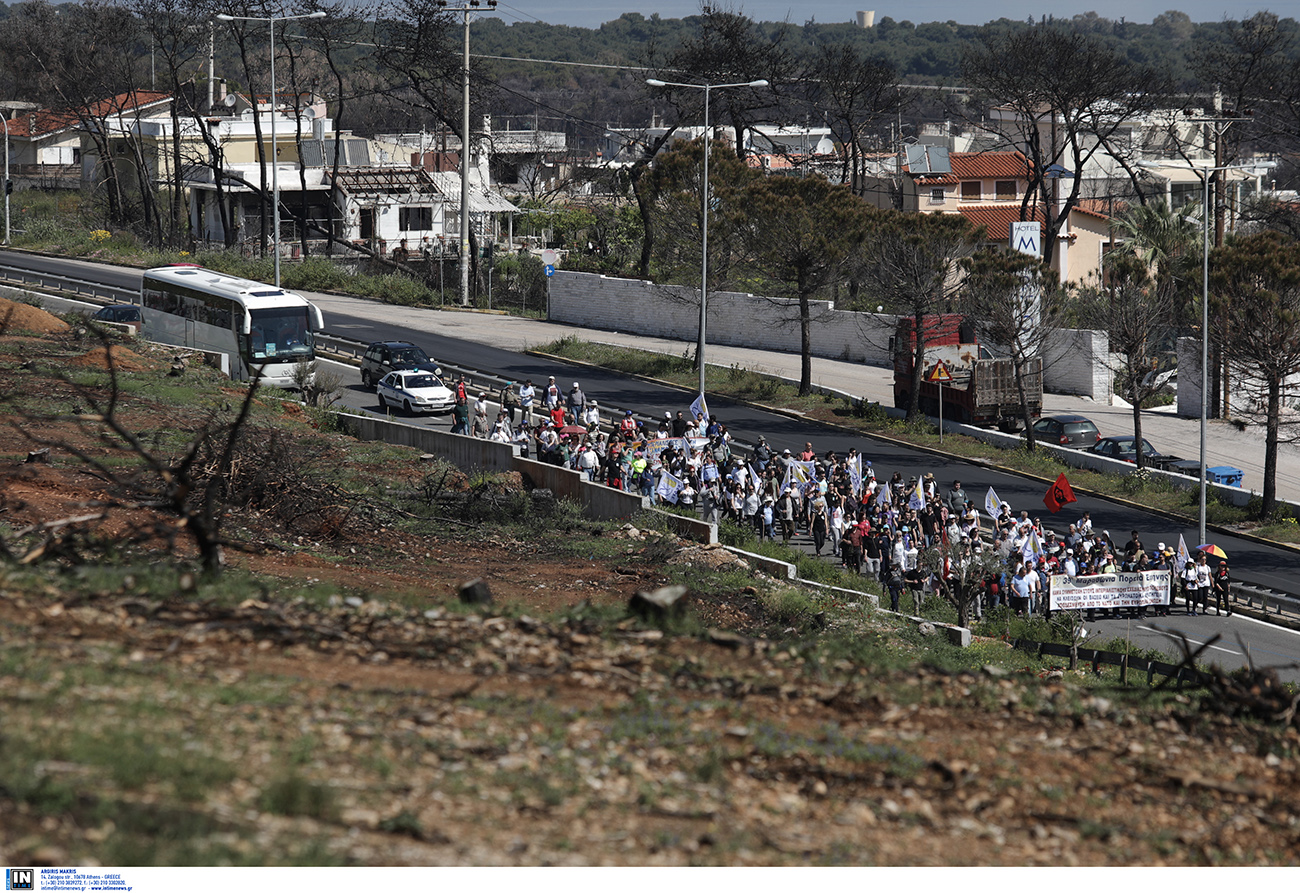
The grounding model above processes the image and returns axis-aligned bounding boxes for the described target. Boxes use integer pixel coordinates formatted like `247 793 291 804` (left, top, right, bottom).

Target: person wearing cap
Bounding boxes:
499 380 520 424
518 379 536 423
470 392 490 438
544 376 560 409
583 399 601 429
566 382 586 419
619 409 637 437
1062 548 1078 577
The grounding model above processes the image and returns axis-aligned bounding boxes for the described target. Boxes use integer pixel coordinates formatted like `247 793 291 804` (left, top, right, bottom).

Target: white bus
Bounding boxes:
138 265 325 389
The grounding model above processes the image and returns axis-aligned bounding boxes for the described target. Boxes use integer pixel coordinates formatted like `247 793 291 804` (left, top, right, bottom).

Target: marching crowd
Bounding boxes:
445 374 1232 620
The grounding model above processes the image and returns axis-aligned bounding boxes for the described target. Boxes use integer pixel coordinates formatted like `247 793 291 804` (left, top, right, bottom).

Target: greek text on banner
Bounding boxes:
1048 570 1171 611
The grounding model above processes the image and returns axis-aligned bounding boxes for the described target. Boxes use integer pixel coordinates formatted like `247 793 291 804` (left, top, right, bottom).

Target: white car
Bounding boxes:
376 370 455 415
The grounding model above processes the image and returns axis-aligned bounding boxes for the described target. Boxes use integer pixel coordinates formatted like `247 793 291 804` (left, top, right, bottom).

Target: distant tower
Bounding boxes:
856 10 875 28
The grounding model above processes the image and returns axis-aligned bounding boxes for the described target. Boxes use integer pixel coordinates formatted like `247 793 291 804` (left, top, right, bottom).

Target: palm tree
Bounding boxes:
1108 199 1202 326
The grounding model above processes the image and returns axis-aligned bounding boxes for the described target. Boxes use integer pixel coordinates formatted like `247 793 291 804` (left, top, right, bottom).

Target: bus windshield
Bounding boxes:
249 308 314 361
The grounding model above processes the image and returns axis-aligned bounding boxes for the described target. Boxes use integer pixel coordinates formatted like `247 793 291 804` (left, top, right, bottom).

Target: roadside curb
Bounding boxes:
525 348 1300 563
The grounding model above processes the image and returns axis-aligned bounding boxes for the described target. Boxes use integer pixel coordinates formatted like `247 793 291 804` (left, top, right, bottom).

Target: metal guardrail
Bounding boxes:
315 330 716 452
0 262 136 305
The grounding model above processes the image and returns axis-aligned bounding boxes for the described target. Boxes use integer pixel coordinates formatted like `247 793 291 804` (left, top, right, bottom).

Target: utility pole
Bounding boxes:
438 0 498 307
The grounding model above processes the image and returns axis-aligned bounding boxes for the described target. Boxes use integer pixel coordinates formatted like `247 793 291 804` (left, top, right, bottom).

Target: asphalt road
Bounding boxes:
7 250 1300 680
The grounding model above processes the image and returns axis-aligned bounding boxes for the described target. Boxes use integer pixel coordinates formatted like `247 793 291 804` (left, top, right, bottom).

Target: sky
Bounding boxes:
492 2 1297 29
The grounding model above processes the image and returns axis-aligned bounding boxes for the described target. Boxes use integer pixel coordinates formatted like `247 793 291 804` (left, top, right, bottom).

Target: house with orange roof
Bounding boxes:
899 148 1111 285
3 91 173 190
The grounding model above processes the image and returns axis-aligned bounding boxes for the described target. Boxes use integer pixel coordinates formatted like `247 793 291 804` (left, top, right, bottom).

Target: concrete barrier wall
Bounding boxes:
340 413 718 537
649 509 719 545
347 415 517 471
550 271 1110 398
550 271 895 366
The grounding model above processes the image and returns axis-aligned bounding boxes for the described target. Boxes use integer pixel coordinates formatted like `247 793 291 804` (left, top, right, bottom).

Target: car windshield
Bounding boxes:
1063 424 1095 434
392 347 431 365
405 374 440 389
249 308 314 361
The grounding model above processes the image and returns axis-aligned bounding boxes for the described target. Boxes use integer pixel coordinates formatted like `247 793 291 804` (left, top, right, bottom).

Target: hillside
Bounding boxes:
1 299 1298 866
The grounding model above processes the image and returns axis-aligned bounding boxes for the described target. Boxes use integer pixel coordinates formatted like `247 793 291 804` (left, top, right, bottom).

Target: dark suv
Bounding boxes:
360 341 441 388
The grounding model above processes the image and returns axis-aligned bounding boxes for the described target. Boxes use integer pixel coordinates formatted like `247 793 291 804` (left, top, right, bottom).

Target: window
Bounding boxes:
960 181 981 201
995 180 1016 200
399 206 433 232
929 187 945 204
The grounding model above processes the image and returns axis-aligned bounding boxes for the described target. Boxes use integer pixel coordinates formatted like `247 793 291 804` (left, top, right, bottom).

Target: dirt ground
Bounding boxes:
1 301 1298 866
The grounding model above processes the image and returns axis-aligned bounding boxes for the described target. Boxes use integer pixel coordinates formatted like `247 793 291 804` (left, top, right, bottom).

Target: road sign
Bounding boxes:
925 360 953 383
544 264 555 278
541 249 558 266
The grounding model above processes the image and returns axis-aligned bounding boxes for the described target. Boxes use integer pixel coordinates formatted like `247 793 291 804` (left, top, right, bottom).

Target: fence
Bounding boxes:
1010 638 1208 687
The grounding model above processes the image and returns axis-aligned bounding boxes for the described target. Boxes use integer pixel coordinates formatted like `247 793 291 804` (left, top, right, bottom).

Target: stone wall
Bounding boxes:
550 271 1111 400
549 271 895 366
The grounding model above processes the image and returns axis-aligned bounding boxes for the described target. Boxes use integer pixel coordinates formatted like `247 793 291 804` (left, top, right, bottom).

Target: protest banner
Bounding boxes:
1048 571 1171 611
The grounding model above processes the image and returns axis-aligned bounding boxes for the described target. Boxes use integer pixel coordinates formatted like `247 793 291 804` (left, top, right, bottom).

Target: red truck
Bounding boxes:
892 315 1042 430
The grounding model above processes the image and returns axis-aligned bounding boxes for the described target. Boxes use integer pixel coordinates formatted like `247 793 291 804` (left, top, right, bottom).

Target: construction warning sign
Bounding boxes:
925 360 953 383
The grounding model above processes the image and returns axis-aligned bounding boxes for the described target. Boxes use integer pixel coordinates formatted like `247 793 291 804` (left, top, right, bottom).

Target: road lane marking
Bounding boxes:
1136 625 1241 655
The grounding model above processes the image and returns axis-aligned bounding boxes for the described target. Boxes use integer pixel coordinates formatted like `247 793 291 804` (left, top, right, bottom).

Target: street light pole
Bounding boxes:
646 77 769 400
216 10 325 288
439 0 497 307
1139 158 1272 546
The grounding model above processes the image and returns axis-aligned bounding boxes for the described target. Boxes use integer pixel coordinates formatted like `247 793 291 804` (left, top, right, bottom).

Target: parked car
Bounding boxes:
361 340 441 388
376 370 455 415
1031 414 1100 448
1087 435 1166 465
91 304 143 333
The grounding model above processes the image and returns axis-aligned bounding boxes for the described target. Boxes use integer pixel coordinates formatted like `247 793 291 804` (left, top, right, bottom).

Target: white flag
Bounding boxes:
1021 528 1044 565
985 486 1001 519
908 478 926 511
689 393 709 421
876 483 892 508
847 456 862 497
656 471 683 504
1175 534 1191 574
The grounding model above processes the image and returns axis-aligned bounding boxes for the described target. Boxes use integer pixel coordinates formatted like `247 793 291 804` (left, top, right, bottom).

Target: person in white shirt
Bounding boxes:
518 380 536 424
1194 554 1212 615
578 444 599 481
1182 559 1200 615
583 400 602 430
1023 561 1042 614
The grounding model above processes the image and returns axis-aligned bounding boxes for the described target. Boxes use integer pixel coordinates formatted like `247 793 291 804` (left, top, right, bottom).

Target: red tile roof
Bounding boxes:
3 91 172 139
907 150 1032 185
955 204 1047 241
1073 199 1111 221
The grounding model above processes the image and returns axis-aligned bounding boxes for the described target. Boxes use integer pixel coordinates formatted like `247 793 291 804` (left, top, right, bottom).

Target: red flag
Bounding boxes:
1043 473 1077 513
